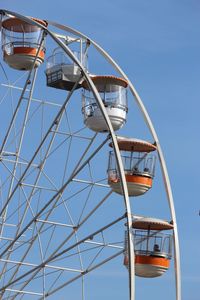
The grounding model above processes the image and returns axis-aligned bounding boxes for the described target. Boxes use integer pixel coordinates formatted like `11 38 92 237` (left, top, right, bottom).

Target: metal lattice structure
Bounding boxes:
0 9 181 300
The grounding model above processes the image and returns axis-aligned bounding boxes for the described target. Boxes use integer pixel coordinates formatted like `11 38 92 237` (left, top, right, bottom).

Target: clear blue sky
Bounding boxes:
0 1 199 299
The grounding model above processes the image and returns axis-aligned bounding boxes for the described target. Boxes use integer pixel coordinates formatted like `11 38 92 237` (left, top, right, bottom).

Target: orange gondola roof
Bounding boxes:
109 136 157 152
132 217 174 230
82 75 128 92
2 17 47 32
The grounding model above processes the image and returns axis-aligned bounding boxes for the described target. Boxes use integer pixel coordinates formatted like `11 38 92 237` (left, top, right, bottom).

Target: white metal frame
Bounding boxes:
0 9 181 300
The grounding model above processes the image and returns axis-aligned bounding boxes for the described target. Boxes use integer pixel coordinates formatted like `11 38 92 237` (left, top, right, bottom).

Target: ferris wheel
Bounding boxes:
0 9 181 300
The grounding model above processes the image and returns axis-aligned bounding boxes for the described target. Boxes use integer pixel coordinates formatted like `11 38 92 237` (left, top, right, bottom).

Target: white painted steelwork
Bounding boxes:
45 20 181 300
0 9 181 300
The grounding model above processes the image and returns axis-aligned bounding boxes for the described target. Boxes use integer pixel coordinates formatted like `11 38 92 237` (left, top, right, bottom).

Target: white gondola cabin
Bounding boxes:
46 48 87 91
82 75 128 132
108 137 156 196
124 217 173 278
1 17 47 70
